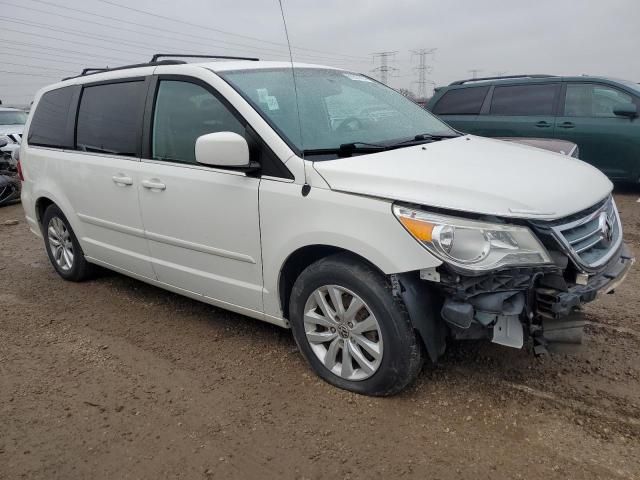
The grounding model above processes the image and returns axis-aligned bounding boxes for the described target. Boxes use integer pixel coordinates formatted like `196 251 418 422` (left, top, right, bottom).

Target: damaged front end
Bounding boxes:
395 195 634 358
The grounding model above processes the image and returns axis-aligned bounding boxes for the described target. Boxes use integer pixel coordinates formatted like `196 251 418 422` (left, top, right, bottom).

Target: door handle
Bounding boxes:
558 122 575 129
535 121 551 128
112 174 133 186
141 179 166 191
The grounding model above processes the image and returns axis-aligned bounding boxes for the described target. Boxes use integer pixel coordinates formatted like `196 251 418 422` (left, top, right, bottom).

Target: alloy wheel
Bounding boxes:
47 216 74 271
303 285 383 381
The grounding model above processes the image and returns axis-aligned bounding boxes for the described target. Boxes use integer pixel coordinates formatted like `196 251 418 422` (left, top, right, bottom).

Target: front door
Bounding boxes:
138 78 264 313
554 82 640 181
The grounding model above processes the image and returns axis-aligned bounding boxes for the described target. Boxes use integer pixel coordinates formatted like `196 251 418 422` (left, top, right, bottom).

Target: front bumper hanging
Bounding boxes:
437 243 635 351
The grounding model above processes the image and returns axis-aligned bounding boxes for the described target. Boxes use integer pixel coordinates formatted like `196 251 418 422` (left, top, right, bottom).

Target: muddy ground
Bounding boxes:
1 192 639 480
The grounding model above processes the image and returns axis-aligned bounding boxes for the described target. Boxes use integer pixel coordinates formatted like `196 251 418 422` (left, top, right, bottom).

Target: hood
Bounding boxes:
0 125 24 136
312 135 612 220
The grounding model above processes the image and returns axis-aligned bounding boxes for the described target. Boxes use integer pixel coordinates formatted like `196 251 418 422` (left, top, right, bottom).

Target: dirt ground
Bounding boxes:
1 191 639 480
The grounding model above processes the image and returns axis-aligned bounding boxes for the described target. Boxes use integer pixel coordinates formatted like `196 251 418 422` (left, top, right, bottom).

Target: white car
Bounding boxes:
19 57 634 395
0 106 27 165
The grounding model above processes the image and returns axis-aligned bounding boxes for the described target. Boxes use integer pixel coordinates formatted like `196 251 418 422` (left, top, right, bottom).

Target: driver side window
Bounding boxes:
564 84 633 118
152 80 244 164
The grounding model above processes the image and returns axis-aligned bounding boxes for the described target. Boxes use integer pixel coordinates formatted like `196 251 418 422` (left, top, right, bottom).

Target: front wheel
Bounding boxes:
289 253 424 396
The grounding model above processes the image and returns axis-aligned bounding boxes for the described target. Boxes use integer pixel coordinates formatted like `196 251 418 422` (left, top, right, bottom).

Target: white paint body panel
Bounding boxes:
138 159 264 312
313 135 612 220
258 179 440 319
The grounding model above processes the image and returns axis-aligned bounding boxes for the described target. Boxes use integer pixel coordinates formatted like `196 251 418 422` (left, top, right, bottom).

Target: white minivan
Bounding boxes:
19 56 634 395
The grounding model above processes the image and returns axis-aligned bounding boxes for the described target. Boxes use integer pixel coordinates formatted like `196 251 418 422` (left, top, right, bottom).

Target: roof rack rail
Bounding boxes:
449 74 556 86
62 54 259 82
81 68 108 75
62 59 187 81
151 54 260 62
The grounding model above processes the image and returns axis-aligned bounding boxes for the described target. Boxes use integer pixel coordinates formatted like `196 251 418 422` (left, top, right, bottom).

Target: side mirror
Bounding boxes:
195 132 251 169
613 103 638 118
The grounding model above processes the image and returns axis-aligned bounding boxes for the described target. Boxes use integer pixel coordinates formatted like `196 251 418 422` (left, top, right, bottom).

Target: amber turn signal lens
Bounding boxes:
398 216 434 242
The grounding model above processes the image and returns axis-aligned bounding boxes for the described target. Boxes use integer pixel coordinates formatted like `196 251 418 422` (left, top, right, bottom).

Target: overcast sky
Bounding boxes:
1 0 639 106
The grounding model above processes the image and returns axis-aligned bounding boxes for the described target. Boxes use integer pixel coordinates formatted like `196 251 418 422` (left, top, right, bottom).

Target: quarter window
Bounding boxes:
490 84 559 115
152 80 244 164
76 81 145 156
28 87 75 148
432 87 489 115
564 84 633 117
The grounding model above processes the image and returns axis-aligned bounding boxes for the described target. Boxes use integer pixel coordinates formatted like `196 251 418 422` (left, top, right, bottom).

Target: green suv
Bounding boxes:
426 75 640 181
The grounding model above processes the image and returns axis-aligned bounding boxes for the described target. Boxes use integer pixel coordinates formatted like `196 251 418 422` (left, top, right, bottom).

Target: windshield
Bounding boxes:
219 68 456 154
0 110 28 125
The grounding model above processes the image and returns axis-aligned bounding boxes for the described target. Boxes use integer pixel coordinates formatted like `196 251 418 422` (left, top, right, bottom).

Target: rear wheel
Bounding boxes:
289 253 423 396
42 204 94 281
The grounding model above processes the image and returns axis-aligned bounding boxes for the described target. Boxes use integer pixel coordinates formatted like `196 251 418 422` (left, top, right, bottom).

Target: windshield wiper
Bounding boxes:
303 134 461 158
391 133 460 146
303 142 388 158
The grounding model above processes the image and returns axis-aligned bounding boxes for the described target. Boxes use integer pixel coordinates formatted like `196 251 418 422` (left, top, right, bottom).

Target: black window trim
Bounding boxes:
483 81 562 116
142 73 294 180
479 86 494 114
558 80 640 117
73 76 150 159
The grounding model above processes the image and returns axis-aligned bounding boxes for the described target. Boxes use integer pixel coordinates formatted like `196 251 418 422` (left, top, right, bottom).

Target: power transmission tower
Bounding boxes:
468 69 482 79
410 48 437 99
371 51 398 85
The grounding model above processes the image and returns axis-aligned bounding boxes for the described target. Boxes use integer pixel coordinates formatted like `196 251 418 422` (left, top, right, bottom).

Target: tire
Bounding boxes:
42 204 94 282
289 253 424 396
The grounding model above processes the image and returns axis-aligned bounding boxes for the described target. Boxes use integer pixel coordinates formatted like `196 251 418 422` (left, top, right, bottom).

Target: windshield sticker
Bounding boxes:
343 73 373 82
266 95 280 111
256 88 269 103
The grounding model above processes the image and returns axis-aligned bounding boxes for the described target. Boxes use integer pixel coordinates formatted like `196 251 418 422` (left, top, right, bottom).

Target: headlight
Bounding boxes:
393 205 551 271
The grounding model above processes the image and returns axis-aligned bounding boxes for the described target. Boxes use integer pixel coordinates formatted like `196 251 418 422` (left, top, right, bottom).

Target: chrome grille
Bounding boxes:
550 196 621 271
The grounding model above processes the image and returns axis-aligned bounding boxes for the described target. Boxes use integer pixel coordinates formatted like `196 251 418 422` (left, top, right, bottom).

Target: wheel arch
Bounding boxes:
278 244 386 321
35 196 55 227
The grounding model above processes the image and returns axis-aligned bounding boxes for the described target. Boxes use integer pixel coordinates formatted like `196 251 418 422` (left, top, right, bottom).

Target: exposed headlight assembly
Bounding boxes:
393 205 552 271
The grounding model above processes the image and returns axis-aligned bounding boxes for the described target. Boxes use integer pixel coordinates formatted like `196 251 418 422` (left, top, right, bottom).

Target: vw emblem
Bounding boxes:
337 323 350 339
598 212 614 245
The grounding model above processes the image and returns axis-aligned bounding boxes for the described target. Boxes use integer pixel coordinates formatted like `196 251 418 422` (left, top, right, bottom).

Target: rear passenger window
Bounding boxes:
432 87 489 115
76 81 145 156
152 80 244 164
28 86 75 148
490 84 559 115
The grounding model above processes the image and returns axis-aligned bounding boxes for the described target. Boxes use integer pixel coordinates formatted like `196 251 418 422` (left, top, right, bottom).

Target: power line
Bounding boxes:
371 51 398 85
0 69 66 78
93 0 368 60
0 50 97 67
0 14 365 66
0 60 72 74
0 38 140 64
0 2 368 65
0 17 204 56
411 48 436 99
9 0 367 63
0 26 151 59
